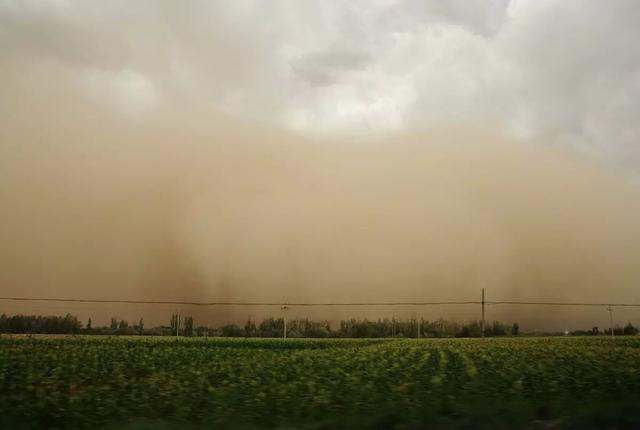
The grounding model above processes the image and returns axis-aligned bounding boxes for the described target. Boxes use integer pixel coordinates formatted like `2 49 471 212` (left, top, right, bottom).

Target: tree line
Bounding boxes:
0 313 82 334
571 323 639 336
1 313 517 337
1 312 638 338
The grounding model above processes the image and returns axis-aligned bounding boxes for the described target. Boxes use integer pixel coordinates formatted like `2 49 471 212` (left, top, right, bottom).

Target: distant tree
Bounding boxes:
170 314 179 335
138 318 144 335
457 326 471 338
110 317 118 330
64 314 82 334
115 319 130 335
491 321 508 336
512 323 519 336
623 322 638 335
86 318 92 331
301 319 331 338
244 318 257 337
258 318 284 337
184 316 194 337
221 323 243 337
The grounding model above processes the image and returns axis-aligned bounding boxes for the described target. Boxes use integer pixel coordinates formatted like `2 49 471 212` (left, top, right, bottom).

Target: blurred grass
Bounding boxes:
1 336 639 429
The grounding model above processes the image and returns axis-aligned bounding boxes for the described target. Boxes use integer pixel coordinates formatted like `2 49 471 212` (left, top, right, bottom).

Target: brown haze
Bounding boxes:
1 56 640 331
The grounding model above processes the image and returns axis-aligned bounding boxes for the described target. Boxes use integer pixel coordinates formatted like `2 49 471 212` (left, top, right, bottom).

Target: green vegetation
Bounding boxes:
1 336 639 429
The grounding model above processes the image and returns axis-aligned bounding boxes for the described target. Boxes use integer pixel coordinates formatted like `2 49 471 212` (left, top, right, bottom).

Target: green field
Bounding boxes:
1 336 639 429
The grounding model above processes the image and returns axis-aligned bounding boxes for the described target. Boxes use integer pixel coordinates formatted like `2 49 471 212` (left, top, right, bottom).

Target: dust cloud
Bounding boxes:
1 56 640 330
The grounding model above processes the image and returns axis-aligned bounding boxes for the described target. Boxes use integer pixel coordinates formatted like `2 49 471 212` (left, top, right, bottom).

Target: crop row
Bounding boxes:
1 336 639 428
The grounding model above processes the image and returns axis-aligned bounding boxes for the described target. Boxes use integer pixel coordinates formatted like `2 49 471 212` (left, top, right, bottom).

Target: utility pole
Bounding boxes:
177 311 180 337
281 305 288 339
173 311 179 337
481 288 485 339
608 305 614 338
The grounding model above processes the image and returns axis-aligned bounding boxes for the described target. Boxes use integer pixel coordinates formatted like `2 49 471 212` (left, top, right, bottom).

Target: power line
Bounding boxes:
0 296 639 307
0 297 478 306
487 301 640 307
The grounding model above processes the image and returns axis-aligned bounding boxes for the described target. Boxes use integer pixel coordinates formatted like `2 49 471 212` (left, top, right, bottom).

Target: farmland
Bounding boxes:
1 336 639 429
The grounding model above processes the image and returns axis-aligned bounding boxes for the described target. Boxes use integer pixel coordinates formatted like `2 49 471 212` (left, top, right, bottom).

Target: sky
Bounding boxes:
1 1 640 330
2 0 640 173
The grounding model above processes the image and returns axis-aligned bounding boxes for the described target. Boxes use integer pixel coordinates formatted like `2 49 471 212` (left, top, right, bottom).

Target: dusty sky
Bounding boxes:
1 1 640 330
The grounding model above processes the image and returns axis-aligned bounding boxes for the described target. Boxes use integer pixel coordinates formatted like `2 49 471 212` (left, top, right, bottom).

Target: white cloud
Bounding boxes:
1 0 639 172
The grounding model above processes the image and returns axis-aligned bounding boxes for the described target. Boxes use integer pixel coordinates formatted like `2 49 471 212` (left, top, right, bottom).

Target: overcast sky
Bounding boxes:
1 0 639 174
